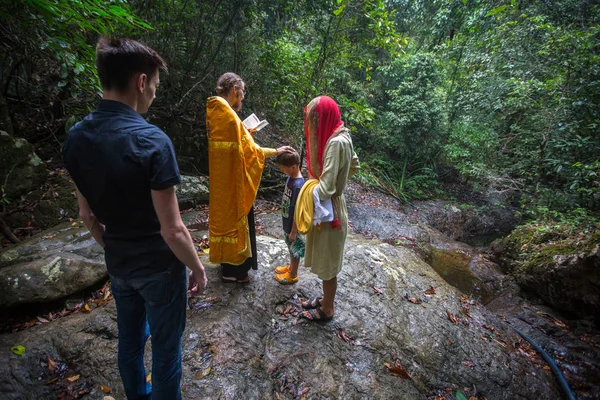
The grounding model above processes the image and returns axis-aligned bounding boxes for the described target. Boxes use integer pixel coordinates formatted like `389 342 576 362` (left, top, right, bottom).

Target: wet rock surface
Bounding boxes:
346 203 600 400
403 201 518 246
0 222 105 308
0 228 562 399
1 189 597 399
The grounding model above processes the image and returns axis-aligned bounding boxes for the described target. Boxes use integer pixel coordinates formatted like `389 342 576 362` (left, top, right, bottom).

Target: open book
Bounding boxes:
242 113 269 132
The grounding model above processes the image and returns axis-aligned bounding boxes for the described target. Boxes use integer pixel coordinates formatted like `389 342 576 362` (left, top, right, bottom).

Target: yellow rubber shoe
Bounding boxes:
275 265 290 274
275 271 298 285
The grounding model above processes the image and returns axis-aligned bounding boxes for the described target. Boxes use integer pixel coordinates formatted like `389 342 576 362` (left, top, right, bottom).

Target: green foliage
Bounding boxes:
1 0 149 137
354 160 441 202
2 0 598 223
365 52 445 170
443 121 500 180
441 2 600 209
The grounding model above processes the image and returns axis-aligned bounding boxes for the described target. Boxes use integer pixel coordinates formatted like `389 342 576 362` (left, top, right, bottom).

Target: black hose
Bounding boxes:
507 322 576 400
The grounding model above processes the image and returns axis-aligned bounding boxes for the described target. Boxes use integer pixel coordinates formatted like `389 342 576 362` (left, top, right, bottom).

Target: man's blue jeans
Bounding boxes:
110 262 187 400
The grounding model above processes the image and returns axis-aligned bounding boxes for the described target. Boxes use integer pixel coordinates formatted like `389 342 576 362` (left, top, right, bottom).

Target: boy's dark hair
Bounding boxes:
96 37 167 91
276 147 300 167
216 72 244 96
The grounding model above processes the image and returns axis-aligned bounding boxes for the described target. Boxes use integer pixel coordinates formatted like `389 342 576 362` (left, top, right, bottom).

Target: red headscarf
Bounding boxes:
304 96 344 178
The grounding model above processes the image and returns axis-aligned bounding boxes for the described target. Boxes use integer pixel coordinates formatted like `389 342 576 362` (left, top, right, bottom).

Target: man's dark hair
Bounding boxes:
216 72 244 96
276 147 300 167
96 37 167 91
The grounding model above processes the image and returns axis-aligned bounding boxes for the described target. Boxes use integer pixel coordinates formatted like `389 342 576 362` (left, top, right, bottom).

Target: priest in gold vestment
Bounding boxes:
206 73 284 282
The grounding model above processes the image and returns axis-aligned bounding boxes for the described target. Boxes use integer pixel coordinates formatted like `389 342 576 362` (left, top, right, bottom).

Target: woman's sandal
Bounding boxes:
300 307 333 322
221 275 251 284
301 296 323 310
275 265 290 274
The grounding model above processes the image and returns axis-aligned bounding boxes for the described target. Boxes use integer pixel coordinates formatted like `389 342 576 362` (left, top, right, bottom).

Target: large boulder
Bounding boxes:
0 230 559 399
176 175 209 210
492 225 600 318
0 131 47 199
0 222 105 308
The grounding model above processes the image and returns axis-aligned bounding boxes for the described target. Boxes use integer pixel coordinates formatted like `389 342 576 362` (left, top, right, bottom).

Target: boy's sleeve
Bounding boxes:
140 129 182 190
289 182 303 223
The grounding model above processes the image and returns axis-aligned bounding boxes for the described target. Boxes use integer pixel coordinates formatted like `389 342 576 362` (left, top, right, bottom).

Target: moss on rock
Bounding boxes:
498 222 600 316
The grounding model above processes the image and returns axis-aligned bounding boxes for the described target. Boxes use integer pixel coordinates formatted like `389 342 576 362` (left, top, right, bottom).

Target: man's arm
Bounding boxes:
76 189 105 248
151 186 207 296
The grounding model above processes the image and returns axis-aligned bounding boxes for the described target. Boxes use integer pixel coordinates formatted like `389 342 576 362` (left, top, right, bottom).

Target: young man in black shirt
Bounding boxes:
63 37 206 400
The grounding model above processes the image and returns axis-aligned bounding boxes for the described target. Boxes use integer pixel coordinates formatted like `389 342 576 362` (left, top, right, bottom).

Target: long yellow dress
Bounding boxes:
304 128 360 280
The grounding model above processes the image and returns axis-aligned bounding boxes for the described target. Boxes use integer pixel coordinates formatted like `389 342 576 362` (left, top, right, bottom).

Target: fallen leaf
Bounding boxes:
297 387 310 398
446 309 459 325
404 294 422 304
462 305 473 319
462 360 475 369
202 248 210 254
543 365 551 371
37 316 49 323
334 326 360 346
103 397 116 400
101 385 111 393
384 360 412 379
10 345 26 356
66 375 80 382
373 286 384 295
492 338 507 348
424 286 436 295
48 356 57 372
81 304 91 313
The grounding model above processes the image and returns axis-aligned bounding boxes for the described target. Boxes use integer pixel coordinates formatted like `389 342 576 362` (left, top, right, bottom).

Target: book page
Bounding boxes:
242 114 260 130
242 113 269 131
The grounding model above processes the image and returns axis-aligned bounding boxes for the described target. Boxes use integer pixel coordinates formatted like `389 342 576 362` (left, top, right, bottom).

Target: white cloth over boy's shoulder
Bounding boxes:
313 186 334 225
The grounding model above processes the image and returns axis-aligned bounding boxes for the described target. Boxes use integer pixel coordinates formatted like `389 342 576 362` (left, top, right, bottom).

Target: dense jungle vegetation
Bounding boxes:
1 0 599 230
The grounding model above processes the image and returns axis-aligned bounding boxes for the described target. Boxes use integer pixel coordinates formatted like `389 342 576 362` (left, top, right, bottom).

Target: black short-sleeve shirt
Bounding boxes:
63 100 182 279
281 176 305 234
